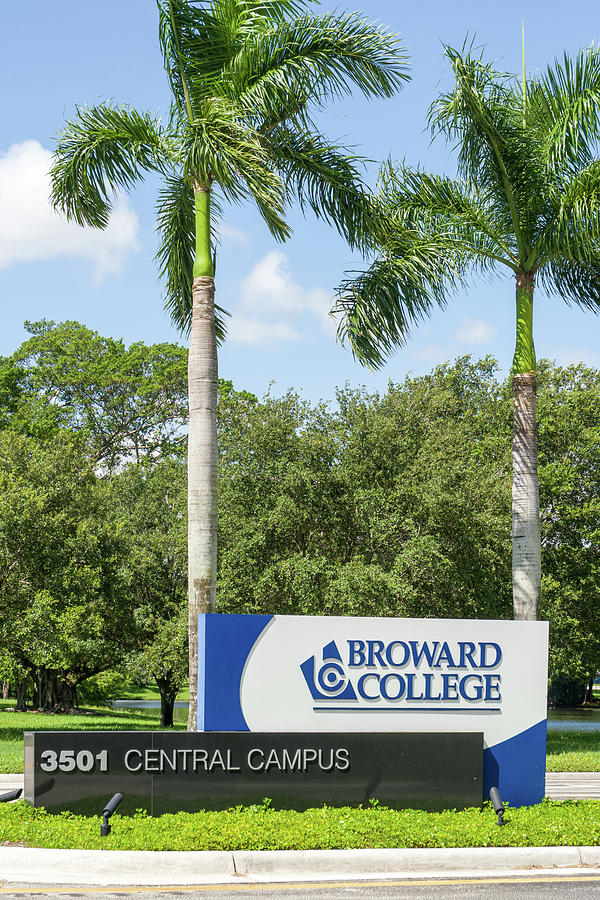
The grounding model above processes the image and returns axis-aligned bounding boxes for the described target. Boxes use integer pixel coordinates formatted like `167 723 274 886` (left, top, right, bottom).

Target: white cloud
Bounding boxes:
0 140 139 281
228 250 335 345
227 316 299 345
219 221 247 245
549 346 600 368
455 316 495 345
415 343 444 362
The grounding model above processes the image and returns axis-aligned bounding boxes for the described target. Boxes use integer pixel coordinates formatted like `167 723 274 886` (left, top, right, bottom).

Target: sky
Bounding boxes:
1 0 600 402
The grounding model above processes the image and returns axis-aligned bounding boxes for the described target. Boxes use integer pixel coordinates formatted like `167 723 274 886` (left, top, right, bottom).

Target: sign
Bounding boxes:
198 614 549 806
24 731 482 814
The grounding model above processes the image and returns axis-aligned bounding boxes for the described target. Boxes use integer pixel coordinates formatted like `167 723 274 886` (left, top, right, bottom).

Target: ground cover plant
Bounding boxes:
1 799 600 851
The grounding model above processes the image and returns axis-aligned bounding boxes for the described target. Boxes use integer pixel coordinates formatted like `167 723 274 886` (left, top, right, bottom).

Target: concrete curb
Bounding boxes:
0 845 597 886
233 846 583 879
0 848 233 886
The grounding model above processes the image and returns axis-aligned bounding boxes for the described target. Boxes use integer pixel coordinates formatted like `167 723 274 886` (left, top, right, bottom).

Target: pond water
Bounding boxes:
110 700 600 730
547 708 600 731
111 700 189 709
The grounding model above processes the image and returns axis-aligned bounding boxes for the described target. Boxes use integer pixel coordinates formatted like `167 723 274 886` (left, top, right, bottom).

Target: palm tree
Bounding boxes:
335 43 600 622
50 0 408 729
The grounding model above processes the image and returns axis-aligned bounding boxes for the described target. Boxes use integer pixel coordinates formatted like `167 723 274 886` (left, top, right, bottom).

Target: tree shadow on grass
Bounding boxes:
0 705 184 747
547 730 600 755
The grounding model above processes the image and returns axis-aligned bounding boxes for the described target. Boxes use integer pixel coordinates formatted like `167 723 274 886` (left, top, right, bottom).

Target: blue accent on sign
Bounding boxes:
322 640 342 661
197 614 206 730
483 719 547 807
198 613 273 732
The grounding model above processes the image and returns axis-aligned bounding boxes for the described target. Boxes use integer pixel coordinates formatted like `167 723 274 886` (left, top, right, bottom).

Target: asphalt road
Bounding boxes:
3 876 600 898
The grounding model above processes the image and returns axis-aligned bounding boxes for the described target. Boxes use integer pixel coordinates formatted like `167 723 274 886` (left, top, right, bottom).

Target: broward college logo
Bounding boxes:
300 641 357 700
300 638 504 710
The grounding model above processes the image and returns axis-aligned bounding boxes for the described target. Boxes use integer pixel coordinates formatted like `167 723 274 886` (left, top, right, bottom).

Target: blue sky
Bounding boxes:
1 0 600 401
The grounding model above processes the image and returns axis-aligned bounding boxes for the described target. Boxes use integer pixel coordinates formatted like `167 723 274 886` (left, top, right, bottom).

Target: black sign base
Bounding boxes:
24 731 482 815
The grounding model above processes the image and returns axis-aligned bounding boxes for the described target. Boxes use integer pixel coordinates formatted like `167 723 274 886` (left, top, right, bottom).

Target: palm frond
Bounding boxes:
267 125 372 249
533 159 600 266
243 169 291 241
158 0 232 114
376 160 518 269
429 44 546 259
155 173 229 338
212 0 312 33
51 104 164 227
228 10 408 123
527 47 600 169
334 232 466 368
539 255 600 311
180 101 290 239
335 41 600 370
158 0 313 114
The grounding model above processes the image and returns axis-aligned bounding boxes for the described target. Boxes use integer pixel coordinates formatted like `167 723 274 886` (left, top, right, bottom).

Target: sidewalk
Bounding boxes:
545 773 600 800
0 775 21 795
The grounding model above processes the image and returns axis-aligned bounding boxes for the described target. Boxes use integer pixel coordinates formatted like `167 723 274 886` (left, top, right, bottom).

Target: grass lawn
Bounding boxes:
115 684 190 702
0 701 184 773
2 798 600 850
1 701 599 773
546 730 600 771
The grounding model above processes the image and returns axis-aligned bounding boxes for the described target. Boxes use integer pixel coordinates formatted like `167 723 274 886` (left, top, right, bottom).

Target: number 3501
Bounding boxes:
39 750 108 773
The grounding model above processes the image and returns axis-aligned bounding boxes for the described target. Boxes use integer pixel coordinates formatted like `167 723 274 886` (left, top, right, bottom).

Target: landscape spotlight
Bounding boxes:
489 786 505 826
100 792 123 837
0 788 22 802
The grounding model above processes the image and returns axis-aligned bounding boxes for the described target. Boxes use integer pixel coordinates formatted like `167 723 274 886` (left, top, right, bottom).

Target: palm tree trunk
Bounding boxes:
511 271 540 620
187 185 217 732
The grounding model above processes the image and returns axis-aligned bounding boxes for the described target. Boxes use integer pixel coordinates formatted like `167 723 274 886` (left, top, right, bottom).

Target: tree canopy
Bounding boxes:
2 323 599 708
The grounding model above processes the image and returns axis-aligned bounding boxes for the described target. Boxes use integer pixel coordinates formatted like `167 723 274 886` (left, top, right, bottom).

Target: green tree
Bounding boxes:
112 456 188 726
0 432 126 710
335 43 600 621
50 0 408 730
217 358 511 621
128 612 188 727
9 320 188 469
537 361 600 701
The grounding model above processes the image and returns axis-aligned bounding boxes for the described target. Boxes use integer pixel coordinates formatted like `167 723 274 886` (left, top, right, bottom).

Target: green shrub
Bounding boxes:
2 799 600 851
77 672 132 706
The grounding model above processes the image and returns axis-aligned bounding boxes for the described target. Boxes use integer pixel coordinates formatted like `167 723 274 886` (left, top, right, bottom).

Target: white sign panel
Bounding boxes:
198 614 549 806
